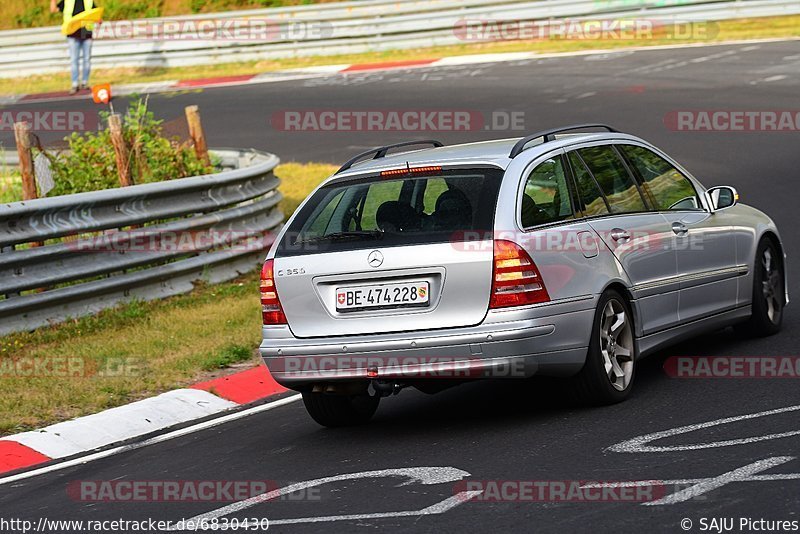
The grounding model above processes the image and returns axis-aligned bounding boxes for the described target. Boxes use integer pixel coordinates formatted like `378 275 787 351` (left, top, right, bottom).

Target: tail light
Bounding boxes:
261 259 287 325
490 240 550 308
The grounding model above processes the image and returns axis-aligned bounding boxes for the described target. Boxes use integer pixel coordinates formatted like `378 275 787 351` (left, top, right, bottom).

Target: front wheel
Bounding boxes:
736 238 785 337
302 392 379 427
572 289 637 405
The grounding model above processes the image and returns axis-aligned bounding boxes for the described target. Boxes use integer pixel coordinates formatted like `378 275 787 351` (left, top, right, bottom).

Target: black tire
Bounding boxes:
572 289 637 405
302 392 379 427
735 237 784 337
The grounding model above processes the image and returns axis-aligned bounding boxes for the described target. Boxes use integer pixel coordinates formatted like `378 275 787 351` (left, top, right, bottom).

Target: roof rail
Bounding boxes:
509 124 619 159
335 140 444 174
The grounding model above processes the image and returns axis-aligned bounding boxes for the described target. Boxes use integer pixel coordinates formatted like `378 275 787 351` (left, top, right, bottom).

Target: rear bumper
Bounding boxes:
260 297 596 388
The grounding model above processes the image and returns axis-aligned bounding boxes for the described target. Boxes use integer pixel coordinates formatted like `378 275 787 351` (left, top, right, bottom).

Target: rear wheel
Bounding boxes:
572 289 636 405
302 392 379 427
736 238 784 337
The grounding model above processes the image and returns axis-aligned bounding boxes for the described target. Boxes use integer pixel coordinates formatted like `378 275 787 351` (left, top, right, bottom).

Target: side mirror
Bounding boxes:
706 186 738 212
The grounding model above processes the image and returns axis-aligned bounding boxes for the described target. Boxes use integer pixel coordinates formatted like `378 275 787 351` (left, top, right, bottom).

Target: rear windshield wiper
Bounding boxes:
296 230 384 244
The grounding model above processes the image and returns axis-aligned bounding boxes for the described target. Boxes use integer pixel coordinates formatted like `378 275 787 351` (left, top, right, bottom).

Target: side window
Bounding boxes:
620 144 702 211
577 146 647 214
567 151 609 217
520 156 574 228
305 190 345 237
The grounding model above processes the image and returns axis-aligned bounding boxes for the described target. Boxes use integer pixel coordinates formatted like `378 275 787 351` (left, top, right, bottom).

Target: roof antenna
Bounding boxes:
406 161 411 174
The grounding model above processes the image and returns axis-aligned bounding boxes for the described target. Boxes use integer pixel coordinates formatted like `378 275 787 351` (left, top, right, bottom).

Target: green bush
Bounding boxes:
49 98 211 197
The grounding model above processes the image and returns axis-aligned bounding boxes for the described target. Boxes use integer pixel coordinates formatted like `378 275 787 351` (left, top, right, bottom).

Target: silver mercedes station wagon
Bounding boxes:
260 124 787 427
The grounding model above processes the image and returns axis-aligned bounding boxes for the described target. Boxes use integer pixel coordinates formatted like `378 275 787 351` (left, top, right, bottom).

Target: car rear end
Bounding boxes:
260 155 594 399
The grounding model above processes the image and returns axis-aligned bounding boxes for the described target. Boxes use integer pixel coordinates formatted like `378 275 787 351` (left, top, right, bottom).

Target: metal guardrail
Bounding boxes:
0 148 282 336
0 0 798 78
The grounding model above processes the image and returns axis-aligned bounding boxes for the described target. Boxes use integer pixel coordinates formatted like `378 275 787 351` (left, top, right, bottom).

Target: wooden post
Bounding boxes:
14 122 36 201
108 113 133 187
14 121 43 249
185 105 210 166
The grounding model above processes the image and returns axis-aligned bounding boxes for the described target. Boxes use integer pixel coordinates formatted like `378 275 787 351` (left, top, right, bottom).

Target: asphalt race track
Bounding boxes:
1 40 799 533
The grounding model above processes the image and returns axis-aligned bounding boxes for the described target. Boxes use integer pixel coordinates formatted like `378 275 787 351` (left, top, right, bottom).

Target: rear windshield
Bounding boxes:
276 167 504 256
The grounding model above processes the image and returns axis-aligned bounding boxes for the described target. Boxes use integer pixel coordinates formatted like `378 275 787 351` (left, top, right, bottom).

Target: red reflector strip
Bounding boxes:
380 165 442 177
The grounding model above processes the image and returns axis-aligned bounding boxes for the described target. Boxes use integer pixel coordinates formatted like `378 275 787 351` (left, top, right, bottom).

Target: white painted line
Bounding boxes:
579 457 800 506
432 52 535 66
689 50 739 63
645 457 795 506
247 72 332 84
10 389 236 459
583 472 800 489
167 466 473 530
0 95 22 105
763 74 788 82
608 404 800 453
282 64 352 74
0 394 301 486
115 81 179 95
266 491 484 525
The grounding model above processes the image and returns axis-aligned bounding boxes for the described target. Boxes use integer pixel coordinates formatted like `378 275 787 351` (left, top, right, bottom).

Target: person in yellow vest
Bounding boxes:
50 0 101 95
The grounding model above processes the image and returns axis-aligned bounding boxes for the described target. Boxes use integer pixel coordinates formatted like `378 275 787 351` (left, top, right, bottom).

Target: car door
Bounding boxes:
618 143 739 323
566 145 680 335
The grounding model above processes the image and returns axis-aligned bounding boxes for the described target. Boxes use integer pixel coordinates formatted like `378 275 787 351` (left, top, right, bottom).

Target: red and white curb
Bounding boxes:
0 365 286 476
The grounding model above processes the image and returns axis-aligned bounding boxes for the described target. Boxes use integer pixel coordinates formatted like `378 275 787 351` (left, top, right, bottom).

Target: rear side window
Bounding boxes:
277 167 503 256
577 146 647 213
520 156 575 228
567 152 610 217
619 144 702 211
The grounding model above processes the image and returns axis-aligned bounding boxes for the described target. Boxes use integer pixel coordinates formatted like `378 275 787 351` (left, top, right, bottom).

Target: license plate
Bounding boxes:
336 281 430 311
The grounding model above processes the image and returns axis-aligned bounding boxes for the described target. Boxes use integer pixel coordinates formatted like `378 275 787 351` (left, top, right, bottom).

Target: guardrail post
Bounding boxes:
185 105 210 167
108 113 133 187
14 121 37 201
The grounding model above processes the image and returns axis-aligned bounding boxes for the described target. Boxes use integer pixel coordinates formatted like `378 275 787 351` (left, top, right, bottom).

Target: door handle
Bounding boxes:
672 222 688 235
610 228 630 242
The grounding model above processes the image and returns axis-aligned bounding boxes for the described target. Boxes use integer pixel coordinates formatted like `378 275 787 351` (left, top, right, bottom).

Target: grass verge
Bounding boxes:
1 15 798 96
0 161 333 435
